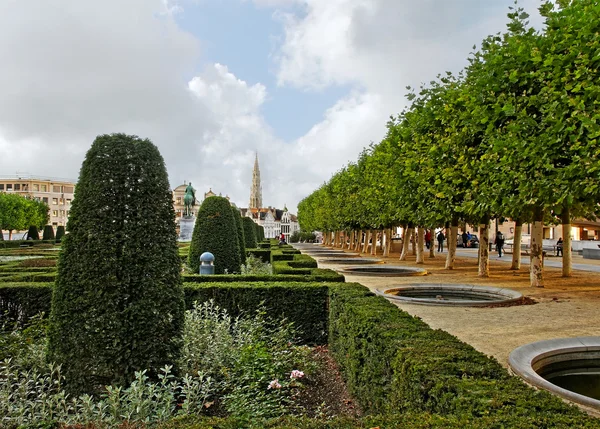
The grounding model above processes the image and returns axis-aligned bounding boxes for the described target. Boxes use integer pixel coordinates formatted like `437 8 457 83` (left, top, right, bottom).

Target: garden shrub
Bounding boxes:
242 217 258 249
258 242 271 249
47 133 185 394
55 225 65 241
241 254 273 275
328 283 598 425
231 206 246 266
42 225 55 241
26 225 39 240
183 282 330 345
189 196 241 275
246 248 271 263
0 283 53 326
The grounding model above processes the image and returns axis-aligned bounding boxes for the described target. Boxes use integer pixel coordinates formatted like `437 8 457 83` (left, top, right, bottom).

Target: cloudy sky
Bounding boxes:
0 0 543 212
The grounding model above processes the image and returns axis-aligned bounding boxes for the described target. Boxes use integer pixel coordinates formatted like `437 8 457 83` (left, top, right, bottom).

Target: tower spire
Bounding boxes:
249 152 263 209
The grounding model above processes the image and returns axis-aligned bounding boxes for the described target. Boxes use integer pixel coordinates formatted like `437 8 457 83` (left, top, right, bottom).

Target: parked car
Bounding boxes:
457 233 479 248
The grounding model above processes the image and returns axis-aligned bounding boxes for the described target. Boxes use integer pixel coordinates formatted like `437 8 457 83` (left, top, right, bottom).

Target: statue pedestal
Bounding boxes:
179 216 195 242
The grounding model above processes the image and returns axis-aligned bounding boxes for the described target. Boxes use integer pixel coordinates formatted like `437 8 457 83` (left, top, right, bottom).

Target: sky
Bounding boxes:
0 0 544 213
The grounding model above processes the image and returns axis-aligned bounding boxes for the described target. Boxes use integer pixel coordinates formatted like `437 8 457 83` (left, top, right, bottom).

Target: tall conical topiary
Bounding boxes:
242 216 258 249
26 225 39 240
55 225 65 241
189 196 241 274
231 206 246 265
47 133 185 394
42 225 55 240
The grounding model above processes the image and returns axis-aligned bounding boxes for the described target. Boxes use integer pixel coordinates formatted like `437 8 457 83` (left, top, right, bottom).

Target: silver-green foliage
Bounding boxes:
1 301 313 425
0 362 214 427
240 254 273 275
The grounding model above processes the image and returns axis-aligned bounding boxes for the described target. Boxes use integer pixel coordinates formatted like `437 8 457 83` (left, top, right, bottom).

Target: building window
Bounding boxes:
64 186 74 193
33 184 39 191
52 210 58 217
59 198 64 205
52 222 58 227
42 197 48 204
22 184 28 191
14 184 20 191
41 185 47 192
53 185 61 193
60 210 65 216
52 198 58 205
176 197 182 204
6 184 12 191
0 184 3 191
66 199 71 205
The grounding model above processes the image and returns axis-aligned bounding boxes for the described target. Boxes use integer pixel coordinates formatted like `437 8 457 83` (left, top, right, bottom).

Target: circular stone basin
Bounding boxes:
377 284 522 306
306 252 361 258
509 337 600 411
303 249 346 254
320 258 384 265
339 266 427 277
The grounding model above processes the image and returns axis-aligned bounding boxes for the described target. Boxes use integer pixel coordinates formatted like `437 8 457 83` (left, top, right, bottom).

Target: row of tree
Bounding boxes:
0 193 49 240
298 1 600 287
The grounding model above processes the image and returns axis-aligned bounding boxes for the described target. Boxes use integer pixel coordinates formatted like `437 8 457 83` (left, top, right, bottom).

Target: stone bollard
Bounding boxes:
200 252 215 275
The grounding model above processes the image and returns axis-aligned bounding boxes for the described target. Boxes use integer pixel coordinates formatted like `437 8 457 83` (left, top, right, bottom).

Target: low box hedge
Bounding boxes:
184 281 330 344
246 248 271 263
0 282 54 325
182 269 344 283
271 252 294 261
328 283 598 426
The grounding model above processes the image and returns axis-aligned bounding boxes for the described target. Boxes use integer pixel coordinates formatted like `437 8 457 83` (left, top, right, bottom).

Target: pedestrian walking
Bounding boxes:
495 232 505 257
556 237 563 257
437 230 445 253
462 231 468 248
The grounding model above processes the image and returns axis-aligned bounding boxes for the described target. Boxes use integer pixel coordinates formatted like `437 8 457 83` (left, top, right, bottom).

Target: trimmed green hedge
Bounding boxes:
42 225 55 241
328 283 598 426
242 217 258 249
246 248 271 263
189 196 241 274
184 282 329 344
0 283 54 325
155 413 600 429
183 269 344 283
258 242 271 249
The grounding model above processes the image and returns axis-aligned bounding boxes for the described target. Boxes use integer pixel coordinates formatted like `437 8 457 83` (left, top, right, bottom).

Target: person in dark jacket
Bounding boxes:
461 231 468 248
556 237 563 257
437 230 445 253
495 232 505 257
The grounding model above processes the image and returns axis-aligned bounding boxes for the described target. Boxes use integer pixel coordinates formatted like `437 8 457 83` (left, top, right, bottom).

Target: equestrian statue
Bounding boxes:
183 182 196 217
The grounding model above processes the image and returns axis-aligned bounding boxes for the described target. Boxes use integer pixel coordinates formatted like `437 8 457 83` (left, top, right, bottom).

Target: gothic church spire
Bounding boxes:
249 152 263 209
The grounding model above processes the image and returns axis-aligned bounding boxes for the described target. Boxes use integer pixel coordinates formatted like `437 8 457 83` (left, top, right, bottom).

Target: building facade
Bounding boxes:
0 175 75 228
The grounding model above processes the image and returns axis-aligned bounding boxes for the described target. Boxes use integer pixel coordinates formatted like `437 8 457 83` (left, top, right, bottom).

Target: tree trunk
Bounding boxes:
382 229 389 257
478 220 490 277
386 228 393 256
445 220 458 270
562 208 572 277
429 229 436 258
411 230 416 256
530 207 544 287
355 230 362 251
511 219 523 270
400 227 413 261
416 227 425 264
363 230 370 254
8 230 12 240
370 230 377 255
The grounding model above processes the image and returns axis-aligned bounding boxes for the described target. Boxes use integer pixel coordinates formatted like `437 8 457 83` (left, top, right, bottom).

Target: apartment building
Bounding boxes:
0 175 75 227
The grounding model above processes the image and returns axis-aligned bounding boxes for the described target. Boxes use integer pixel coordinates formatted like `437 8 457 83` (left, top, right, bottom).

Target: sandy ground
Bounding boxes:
312 246 600 368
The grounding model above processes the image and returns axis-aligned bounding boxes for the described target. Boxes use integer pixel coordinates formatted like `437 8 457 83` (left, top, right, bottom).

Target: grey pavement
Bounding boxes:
452 248 600 274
